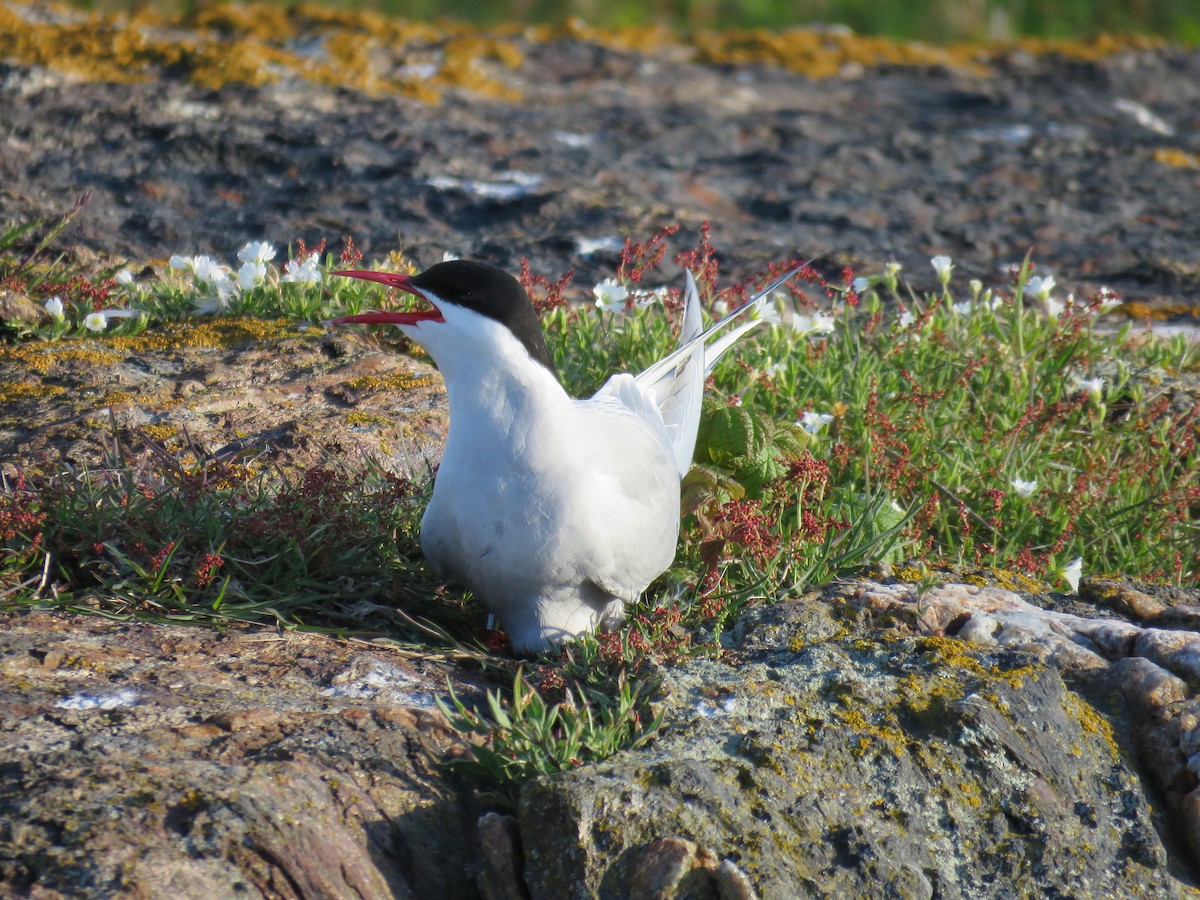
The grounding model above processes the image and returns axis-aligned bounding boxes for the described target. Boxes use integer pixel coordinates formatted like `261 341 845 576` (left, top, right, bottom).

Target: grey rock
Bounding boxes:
518 603 1178 898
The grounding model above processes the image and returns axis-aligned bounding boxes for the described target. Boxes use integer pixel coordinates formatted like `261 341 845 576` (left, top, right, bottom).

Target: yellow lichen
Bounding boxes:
0 0 523 102
139 423 178 442
1118 301 1200 321
344 411 389 427
0 381 66 401
0 342 123 374
107 317 314 352
914 634 1040 691
1153 148 1200 170
346 372 437 393
833 706 910 758
0 0 1171 106
1063 690 1121 757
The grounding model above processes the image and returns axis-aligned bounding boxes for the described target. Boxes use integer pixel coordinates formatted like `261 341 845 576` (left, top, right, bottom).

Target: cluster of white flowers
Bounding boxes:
237 241 276 290
165 242 325 313
791 310 836 336
170 253 237 312
281 252 323 284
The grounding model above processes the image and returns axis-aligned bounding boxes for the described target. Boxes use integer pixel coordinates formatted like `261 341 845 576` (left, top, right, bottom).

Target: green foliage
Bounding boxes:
437 669 663 803
240 0 1200 41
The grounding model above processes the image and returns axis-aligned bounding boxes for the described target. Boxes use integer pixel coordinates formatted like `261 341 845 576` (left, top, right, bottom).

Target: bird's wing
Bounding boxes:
570 390 682 601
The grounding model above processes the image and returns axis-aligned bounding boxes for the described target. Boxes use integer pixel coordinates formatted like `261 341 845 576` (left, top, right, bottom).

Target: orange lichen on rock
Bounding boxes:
1118 301 1200 321
1153 148 1200 170
0 0 523 101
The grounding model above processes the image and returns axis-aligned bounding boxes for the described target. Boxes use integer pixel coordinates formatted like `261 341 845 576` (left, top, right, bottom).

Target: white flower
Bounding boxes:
631 286 669 309
44 296 64 318
190 256 230 286
169 255 192 271
84 308 144 331
884 262 902 278
931 255 953 284
791 311 836 337
952 301 973 316
1074 377 1105 399
1044 296 1065 318
281 253 322 284
442 251 461 262
798 411 834 434
237 241 277 267
897 309 915 328
1096 288 1122 313
1010 478 1038 498
1057 556 1083 593
238 261 267 291
115 269 134 286
593 278 629 313
851 276 872 294
1026 274 1056 301
750 294 782 325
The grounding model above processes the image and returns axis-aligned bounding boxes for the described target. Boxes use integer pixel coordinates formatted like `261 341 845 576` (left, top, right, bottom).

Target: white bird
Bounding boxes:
332 260 797 653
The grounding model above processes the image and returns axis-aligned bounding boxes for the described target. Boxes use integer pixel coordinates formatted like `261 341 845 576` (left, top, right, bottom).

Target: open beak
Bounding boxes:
331 269 445 325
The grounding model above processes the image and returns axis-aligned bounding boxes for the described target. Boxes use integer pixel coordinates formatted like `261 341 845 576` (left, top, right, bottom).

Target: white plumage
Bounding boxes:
334 261 792 653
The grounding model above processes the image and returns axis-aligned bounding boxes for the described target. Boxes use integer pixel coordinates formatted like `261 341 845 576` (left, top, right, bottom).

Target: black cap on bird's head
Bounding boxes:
333 260 557 376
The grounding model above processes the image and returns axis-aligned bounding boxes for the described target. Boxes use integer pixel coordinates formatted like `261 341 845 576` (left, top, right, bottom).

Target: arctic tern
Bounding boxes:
332 259 798 653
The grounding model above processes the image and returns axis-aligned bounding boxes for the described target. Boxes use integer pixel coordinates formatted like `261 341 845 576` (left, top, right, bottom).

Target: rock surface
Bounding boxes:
6 570 1200 897
1 16 1199 312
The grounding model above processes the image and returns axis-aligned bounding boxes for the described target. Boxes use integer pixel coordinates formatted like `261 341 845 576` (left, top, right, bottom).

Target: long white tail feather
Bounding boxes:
634 265 802 389
647 270 705 477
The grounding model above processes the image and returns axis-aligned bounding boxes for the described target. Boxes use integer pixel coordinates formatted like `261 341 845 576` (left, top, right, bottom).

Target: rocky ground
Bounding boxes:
3 9 1200 898
1 18 1199 310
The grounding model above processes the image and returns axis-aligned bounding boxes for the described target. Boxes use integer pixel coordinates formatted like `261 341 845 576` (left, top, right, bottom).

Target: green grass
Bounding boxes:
1 221 1197 793
78 0 1200 42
